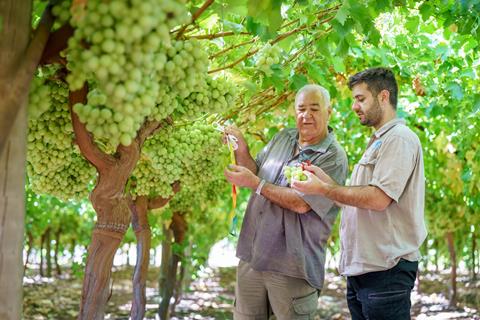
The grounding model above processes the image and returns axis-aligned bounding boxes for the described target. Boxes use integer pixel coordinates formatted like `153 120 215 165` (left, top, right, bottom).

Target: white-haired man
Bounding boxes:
224 84 348 319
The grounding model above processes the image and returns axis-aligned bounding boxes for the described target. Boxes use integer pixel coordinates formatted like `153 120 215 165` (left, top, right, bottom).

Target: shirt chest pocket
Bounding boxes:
353 152 378 185
358 154 377 166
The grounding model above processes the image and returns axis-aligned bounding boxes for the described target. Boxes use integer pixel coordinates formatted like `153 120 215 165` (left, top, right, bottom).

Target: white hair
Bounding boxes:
295 84 330 108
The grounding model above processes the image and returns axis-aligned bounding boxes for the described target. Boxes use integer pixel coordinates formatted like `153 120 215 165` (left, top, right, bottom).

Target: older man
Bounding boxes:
224 84 348 320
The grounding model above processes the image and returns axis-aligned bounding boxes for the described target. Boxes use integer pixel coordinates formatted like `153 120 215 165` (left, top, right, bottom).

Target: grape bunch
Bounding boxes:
65 0 191 148
159 39 209 99
168 175 227 213
284 165 308 184
27 78 95 200
255 43 283 75
150 39 210 121
131 123 228 199
174 76 237 120
28 76 52 120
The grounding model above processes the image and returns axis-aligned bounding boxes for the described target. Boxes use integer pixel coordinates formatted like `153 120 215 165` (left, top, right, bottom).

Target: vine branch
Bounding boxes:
209 38 256 59
176 0 215 40
39 23 74 66
187 31 250 40
208 12 336 74
148 181 181 210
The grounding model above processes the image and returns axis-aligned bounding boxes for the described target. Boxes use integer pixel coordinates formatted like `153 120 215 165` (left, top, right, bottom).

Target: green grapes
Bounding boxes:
159 39 209 98
174 76 237 120
27 78 95 200
28 76 51 120
255 43 283 76
284 165 307 184
131 123 228 199
66 0 192 148
52 0 72 27
150 39 211 122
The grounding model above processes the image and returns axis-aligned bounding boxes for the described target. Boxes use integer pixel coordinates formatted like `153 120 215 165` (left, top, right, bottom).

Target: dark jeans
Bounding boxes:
346 259 418 320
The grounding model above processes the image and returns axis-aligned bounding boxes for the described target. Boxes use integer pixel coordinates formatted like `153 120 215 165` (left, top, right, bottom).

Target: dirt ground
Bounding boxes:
23 266 479 319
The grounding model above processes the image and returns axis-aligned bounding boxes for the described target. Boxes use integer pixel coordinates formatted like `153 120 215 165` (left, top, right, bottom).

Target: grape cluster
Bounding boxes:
150 39 211 121
27 78 95 200
255 43 283 75
168 176 227 213
131 123 228 199
175 76 237 119
66 0 191 148
284 165 307 184
28 76 52 120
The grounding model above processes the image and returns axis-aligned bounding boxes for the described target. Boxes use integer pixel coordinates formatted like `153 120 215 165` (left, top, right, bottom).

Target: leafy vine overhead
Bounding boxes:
167 0 479 130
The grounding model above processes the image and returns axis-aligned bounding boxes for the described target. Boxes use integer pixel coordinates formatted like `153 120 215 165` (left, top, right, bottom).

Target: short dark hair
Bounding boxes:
348 67 398 109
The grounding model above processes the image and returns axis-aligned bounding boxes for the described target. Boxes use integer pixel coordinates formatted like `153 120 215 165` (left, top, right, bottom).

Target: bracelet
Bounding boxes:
256 179 266 195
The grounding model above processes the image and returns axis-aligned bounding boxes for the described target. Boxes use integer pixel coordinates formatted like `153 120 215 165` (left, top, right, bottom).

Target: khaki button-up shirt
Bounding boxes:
339 118 427 276
237 128 348 289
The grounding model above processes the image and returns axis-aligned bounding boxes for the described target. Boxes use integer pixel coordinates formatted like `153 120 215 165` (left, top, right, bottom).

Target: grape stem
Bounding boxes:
278 4 341 31
187 31 250 40
209 38 256 59
175 0 216 40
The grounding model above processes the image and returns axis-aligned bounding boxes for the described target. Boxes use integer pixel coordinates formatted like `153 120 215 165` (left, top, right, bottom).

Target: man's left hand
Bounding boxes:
224 164 260 190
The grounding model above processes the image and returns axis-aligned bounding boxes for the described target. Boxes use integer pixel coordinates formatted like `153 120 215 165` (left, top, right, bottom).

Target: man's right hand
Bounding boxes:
303 165 336 185
291 164 338 195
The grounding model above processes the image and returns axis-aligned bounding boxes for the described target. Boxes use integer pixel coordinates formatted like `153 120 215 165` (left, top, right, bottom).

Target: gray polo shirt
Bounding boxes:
339 118 427 276
236 128 348 289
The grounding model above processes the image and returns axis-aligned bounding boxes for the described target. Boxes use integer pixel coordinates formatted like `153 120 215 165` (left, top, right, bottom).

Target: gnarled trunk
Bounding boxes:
54 227 62 276
130 196 151 320
70 239 76 262
45 227 52 277
472 231 477 281
79 227 127 320
0 0 53 317
171 260 187 315
159 249 180 320
446 231 457 307
39 228 47 277
158 212 187 320
0 105 28 320
78 181 132 320
24 231 35 275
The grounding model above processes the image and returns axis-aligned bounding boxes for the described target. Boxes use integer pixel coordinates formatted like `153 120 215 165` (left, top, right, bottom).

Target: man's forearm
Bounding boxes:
325 185 391 211
260 182 311 214
234 147 257 174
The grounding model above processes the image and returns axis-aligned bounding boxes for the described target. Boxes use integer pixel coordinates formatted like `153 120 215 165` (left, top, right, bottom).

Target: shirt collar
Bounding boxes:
374 118 406 139
287 127 335 154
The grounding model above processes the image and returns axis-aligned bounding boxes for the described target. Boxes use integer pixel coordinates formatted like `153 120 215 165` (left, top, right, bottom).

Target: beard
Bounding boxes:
360 98 383 127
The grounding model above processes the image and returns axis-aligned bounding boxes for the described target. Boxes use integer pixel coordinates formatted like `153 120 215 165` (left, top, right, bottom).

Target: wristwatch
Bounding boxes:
256 179 266 195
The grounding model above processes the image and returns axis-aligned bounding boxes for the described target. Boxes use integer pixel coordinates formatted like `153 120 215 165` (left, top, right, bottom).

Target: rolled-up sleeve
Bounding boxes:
369 135 416 202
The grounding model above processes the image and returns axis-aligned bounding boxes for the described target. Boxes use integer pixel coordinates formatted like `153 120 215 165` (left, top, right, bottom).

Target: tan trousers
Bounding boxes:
233 260 319 320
